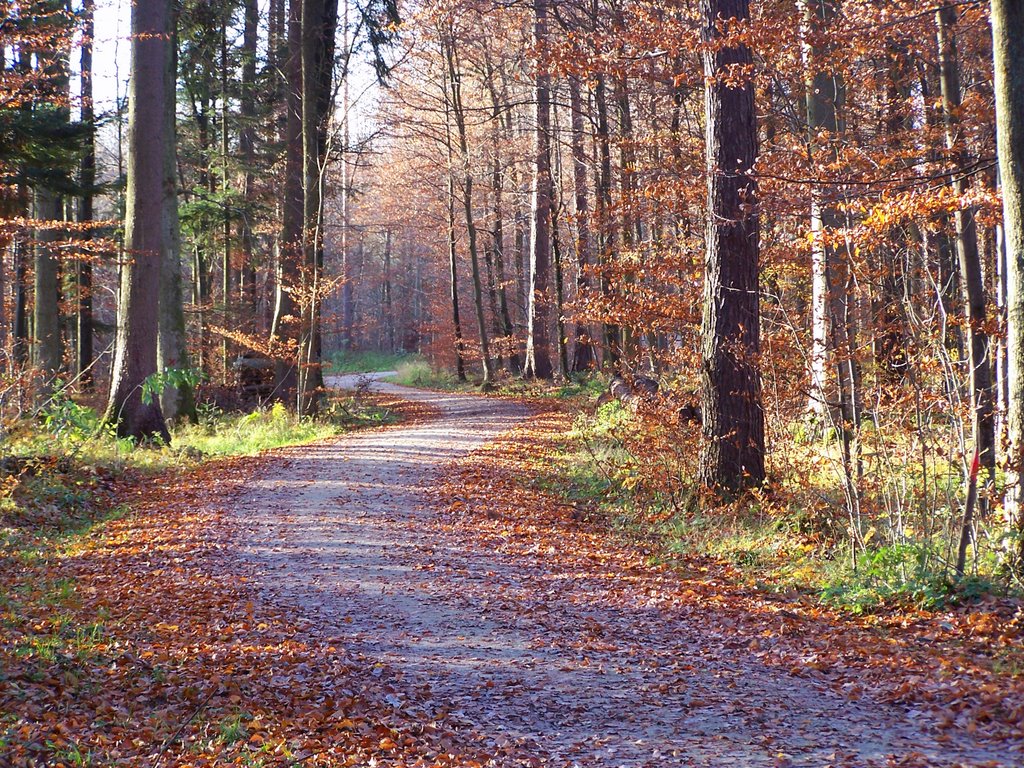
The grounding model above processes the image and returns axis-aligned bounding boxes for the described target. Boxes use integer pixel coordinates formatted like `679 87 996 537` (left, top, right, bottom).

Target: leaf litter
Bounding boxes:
2 374 1022 766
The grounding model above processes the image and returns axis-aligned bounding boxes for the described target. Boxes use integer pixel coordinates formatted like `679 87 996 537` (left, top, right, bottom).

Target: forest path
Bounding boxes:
233 376 1015 768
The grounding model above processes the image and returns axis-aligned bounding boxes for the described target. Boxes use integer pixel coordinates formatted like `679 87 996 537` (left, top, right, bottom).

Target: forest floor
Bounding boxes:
3 375 1023 767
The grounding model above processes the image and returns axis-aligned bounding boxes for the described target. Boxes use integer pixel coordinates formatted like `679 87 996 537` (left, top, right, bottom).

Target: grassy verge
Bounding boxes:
536 397 1021 615
324 349 418 373
387 359 609 402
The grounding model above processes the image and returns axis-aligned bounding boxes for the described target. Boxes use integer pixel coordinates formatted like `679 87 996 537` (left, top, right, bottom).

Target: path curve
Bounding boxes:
234 376 1016 767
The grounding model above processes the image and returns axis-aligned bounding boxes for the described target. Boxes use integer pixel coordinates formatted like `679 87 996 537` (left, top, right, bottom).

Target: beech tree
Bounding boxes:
697 0 765 492
993 0 1024 571
525 0 554 380
105 0 172 441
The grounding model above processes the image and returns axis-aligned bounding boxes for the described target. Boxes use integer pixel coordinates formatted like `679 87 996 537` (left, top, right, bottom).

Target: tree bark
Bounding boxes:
33 186 62 394
992 0 1024 572
525 0 554 379
105 0 171 442
698 0 765 492
77 0 95 387
595 73 619 368
272 0 303 401
568 75 596 372
159 5 195 424
240 0 259 315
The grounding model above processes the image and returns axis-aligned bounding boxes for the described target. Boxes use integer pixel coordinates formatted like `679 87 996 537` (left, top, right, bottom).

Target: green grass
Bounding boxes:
386 359 467 390
172 401 341 457
325 350 418 374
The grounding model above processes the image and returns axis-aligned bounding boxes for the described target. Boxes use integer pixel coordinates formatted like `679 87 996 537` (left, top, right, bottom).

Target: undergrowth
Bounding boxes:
1 387 399 571
541 392 1022 614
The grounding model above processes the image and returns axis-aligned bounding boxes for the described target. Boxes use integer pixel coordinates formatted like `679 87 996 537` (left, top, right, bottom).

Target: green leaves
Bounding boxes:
141 368 206 406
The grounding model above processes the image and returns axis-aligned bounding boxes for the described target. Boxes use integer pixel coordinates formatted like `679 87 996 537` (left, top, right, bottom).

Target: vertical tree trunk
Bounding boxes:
484 54 520 372
442 61 468 381
382 230 394 351
937 5 996 572
105 0 171 442
595 73 618 368
33 187 62 393
802 0 841 422
992 0 1024 572
77 0 95 387
220 17 232 381
159 6 195 423
698 0 765 492
240 0 258 316
13 229 28 367
32 42 68 394
568 75 595 372
299 0 323 415
444 37 493 387
272 0 303 400
525 0 554 379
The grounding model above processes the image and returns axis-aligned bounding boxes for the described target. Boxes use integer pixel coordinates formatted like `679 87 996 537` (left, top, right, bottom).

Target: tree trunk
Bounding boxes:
525 0 554 380
442 60 468 381
568 75 595 372
240 0 259 316
802 0 842 423
937 5 996 573
992 0 1024 573
272 0 303 401
105 0 171 442
77 0 95 387
33 187 62 395
484 54 520 372
595 73 618 368
299 0 323 415
698 0 765 492
159 6 195 424
444 38 493 386
220 16 232 381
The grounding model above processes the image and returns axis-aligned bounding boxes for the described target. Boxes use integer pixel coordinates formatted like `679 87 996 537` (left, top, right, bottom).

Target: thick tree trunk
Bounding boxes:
105 0 171 442
12 228 28 367
159 8 195 423
33 187 62 394
525 0 554 380
698 0 765 492
299 0 323 415
272 0 303 401
220 18 232 380
992 0 1024 572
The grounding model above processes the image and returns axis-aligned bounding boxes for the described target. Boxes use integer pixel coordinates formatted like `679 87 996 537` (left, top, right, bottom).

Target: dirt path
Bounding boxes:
234 376 1016 768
